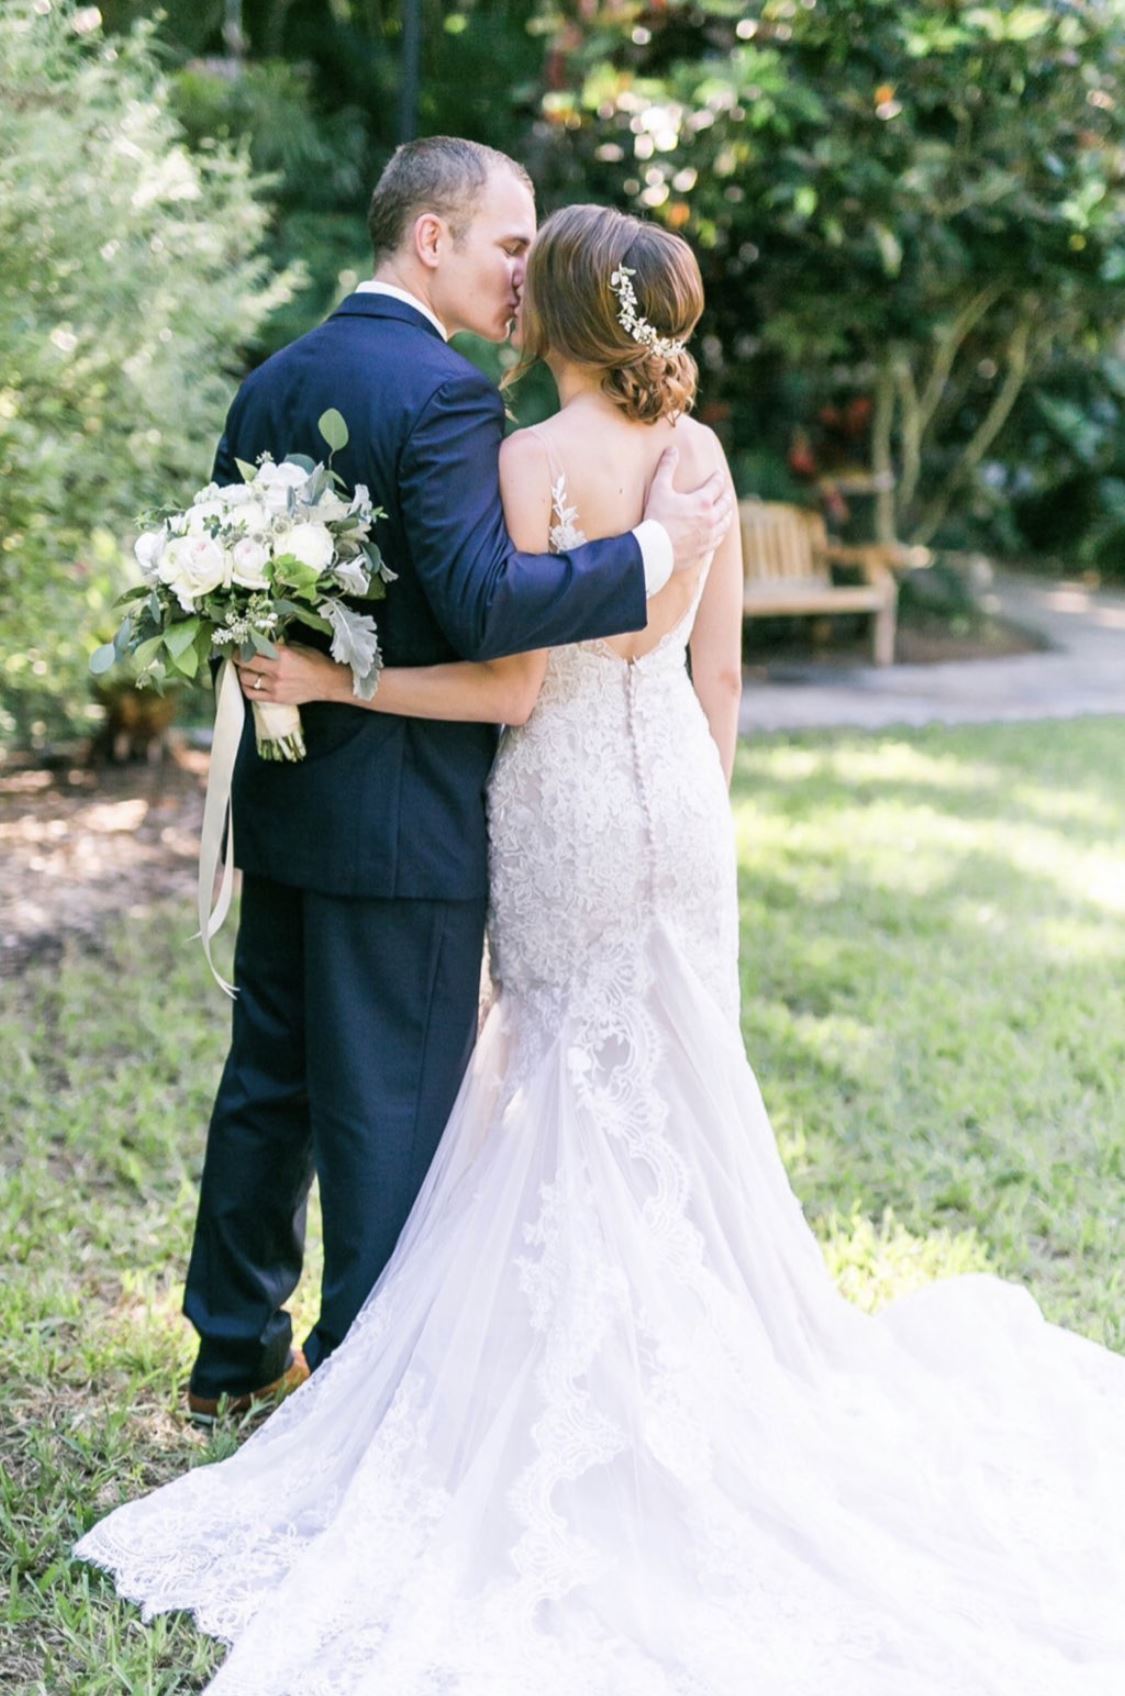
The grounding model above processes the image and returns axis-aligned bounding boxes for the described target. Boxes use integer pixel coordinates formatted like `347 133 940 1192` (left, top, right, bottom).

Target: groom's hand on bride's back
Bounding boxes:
644 446 733 572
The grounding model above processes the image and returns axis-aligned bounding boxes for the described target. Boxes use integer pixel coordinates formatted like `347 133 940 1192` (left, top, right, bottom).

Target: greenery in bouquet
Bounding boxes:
91 411 392 762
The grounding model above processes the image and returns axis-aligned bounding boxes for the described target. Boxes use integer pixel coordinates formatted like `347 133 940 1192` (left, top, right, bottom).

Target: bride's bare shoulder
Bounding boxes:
498 427 551 475
667 415 728 477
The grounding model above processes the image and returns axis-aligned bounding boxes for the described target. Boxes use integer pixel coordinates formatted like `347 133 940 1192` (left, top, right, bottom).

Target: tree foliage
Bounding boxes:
533 0 1125 546
6 0 1124 753
100 0 549 356
0 1 293 744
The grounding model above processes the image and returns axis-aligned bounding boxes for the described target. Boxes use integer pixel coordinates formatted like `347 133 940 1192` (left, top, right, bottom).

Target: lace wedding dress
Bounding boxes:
76 469 1125 1694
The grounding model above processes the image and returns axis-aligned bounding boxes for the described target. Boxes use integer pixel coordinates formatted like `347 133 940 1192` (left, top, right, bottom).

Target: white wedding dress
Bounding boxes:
76 470 1125 1695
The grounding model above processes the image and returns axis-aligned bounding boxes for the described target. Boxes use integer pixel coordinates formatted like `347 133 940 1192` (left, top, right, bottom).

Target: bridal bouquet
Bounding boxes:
91 409 393 763
92 410 394 996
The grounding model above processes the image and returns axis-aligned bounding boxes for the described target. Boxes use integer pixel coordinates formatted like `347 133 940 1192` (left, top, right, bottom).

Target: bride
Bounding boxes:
76 205 1125 1694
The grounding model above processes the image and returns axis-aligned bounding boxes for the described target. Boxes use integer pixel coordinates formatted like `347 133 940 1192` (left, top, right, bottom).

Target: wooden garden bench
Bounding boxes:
738 499 903 667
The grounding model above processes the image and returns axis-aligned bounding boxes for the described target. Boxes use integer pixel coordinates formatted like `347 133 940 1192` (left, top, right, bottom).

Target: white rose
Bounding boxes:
230 536 271 589
187 498 228 534
231 499 272 537
134 527 166 580
261 483 294 514
275 460 310 488
193 482 220 503
284 521 335 574
256 459 310 511
312 490 354 523
159 533 230 611
218 481 255 507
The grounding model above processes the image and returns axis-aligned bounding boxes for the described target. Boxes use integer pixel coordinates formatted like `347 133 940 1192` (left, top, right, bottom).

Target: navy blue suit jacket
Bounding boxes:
214 293 647 900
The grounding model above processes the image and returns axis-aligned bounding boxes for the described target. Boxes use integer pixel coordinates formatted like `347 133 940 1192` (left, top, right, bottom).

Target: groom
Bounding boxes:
183 136 732 1417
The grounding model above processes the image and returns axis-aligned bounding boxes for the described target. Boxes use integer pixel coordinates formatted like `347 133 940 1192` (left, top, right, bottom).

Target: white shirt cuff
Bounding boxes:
633 521 673 598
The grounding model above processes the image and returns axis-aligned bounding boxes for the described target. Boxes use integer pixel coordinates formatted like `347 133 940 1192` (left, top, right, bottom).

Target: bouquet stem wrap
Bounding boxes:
252 699 306 762
196 658 244 997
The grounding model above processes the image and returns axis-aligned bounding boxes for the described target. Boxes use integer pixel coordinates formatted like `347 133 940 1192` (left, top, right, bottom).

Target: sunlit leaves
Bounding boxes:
533 0 1125 541
0 1 298 745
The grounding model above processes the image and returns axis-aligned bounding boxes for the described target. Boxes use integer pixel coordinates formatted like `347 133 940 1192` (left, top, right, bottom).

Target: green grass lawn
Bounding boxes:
3 717 1123 1693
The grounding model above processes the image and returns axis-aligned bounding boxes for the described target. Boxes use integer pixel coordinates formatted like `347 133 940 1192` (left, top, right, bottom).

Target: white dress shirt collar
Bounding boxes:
354 280 448 341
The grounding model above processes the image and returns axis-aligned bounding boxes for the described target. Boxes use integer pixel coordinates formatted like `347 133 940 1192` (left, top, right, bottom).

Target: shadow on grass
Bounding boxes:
735 718 1125 851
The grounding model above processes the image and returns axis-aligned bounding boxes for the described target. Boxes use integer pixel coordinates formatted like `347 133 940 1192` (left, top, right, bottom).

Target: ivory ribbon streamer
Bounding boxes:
195 656 243 997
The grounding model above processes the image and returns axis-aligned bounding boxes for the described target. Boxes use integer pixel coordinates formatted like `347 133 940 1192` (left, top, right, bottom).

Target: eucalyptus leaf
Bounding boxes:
304 467 329 504
89 642 117 677
235 457 259 484
318 408 350 453
284 454 317 475
248 629 279 657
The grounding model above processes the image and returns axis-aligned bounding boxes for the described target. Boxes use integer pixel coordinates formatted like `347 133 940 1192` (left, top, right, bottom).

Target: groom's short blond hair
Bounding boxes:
367 137 533 262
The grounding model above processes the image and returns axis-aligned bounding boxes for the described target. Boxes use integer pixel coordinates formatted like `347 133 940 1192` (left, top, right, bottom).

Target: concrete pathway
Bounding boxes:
739 571 1125 734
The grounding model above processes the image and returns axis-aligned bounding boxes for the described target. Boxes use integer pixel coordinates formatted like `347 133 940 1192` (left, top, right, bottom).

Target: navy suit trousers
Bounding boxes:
183 874 486 1396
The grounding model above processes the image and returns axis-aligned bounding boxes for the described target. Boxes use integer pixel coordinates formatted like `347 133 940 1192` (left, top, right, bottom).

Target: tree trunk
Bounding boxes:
893 352 922 520
872 357 897 544
914 314 1035 545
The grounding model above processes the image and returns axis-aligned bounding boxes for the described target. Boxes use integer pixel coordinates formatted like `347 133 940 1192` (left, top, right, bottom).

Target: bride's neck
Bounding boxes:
549 360 613 414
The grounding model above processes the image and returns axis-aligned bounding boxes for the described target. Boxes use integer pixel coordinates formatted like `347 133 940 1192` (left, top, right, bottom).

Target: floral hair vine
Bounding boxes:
609 265 686 358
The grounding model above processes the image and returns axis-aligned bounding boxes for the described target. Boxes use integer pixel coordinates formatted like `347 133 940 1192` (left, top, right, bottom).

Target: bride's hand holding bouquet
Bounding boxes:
232 641 346 709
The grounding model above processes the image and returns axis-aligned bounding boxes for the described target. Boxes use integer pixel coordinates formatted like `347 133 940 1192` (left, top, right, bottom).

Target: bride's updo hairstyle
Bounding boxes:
510 204 704 425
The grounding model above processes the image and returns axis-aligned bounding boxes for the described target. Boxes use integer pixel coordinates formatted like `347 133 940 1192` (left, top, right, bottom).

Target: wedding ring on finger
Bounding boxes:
253 676 264 691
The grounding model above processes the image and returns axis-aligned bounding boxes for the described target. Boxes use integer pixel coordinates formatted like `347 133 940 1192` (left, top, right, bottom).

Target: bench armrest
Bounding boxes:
823 540 931 582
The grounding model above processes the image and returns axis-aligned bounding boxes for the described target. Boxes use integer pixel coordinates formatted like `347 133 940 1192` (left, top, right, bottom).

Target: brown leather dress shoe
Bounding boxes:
186 1347 310 1424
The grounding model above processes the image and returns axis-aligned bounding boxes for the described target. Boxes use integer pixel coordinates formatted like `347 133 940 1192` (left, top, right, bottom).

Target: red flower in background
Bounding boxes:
787 428 817 478
844 395 872 436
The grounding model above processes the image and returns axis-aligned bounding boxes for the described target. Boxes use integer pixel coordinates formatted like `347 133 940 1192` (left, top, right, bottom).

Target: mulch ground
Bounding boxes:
0 743 207 978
